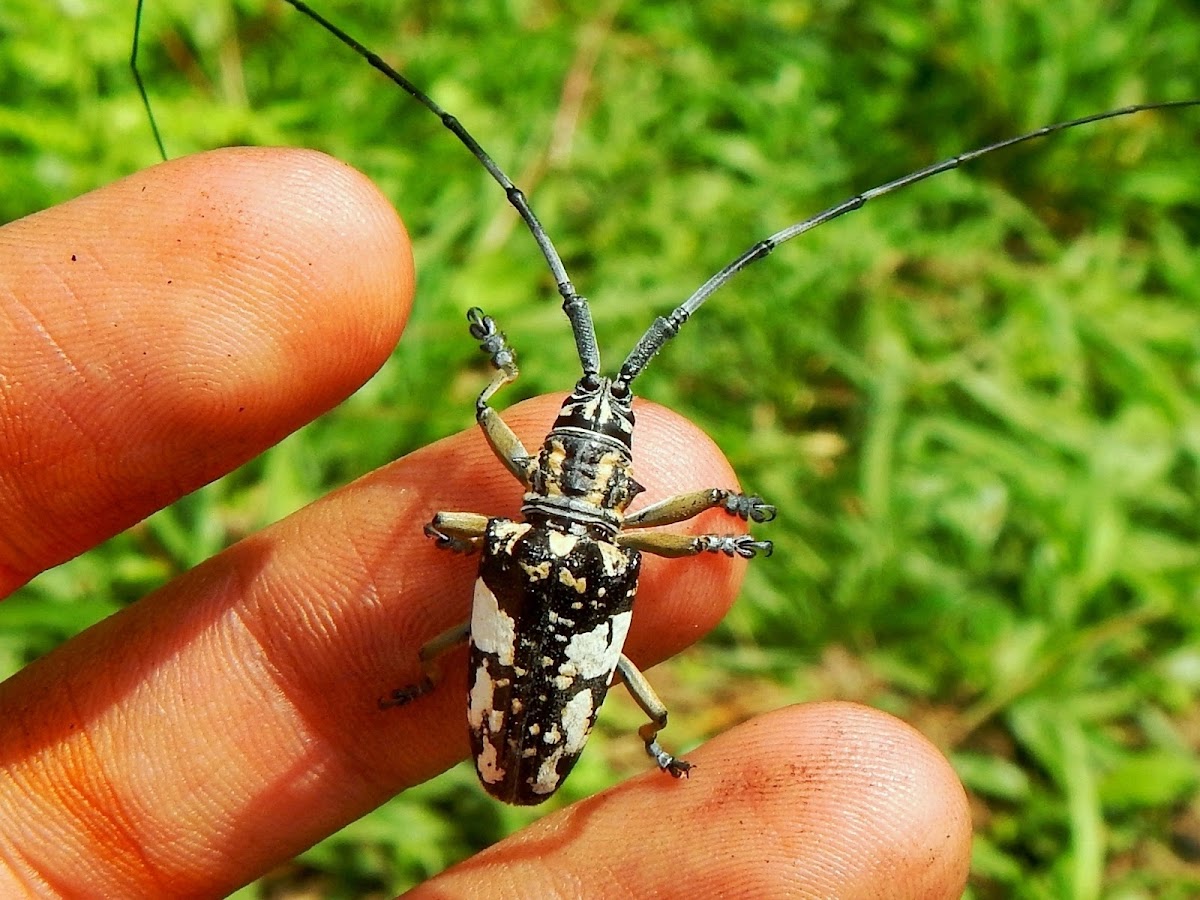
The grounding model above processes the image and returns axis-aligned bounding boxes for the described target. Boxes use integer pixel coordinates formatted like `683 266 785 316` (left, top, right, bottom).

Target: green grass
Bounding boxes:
4 0 1200 895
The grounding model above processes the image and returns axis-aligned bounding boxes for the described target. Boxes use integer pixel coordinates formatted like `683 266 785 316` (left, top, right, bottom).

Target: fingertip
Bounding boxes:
693 702 972 898
115 146 414 398
0 147 414 588
426 703 970 900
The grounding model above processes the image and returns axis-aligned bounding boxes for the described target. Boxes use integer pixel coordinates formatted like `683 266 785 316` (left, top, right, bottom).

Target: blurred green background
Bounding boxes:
3 0 1200 895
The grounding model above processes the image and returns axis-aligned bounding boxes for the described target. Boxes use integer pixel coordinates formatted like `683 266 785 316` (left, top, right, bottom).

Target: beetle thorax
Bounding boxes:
521 376 645 534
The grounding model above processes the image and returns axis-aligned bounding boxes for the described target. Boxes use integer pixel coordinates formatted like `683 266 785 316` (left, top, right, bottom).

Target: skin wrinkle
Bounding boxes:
3 275 82 382
215 534 408 802
0 767 66 898
140 587 313 877
215 600 331 799
18 715 161 894
69 697 161 889
0 841 52 898
330 495 388 586
1 339 93 491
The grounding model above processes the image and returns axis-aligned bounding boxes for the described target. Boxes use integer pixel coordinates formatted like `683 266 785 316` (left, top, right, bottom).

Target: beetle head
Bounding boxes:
550 374 635 450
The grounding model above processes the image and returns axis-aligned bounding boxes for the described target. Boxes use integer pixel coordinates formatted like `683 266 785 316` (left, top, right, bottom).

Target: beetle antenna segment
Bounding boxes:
614 98 1200 388
279 0 602 377
131 0 168 161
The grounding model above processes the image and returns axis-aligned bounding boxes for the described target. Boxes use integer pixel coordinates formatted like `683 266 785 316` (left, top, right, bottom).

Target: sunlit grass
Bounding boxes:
4 0 1200 894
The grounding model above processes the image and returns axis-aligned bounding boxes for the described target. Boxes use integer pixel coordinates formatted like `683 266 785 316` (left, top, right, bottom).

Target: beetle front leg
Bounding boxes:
617 529 773 559
467 307 536 485
425 511 489 553
615 654 692 778
622 487 776 529
379 620 471 709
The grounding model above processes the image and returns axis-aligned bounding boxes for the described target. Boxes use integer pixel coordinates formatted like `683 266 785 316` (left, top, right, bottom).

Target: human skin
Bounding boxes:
0 148 971 898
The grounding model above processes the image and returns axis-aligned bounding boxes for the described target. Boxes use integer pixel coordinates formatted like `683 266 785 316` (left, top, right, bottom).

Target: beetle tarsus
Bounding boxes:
698 534 773 558
721 491 777 523
424 521 480 553
379 677 434 709
646 738 693 778
467 307 516 374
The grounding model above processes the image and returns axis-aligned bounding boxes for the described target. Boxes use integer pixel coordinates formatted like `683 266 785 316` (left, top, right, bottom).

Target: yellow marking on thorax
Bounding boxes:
558 568 587 593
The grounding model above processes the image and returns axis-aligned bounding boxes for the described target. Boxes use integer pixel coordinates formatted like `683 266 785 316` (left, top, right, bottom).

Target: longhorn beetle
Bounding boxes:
133 4 1199 805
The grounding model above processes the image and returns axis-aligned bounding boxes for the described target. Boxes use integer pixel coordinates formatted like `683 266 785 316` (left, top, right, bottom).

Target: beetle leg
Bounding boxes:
616 530 773 559
425 511 489 553
379 620 471 709
468 307 536 485
615 654 692 778
622 488 776 529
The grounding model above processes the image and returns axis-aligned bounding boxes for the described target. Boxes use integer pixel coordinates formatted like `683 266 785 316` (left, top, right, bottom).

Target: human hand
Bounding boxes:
0 149 970 897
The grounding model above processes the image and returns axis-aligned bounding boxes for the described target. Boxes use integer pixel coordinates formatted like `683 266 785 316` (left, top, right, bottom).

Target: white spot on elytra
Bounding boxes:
521 561 551 580
476 739 504 784
561 611 633 681
471 580 517 666
467 665 496 733
492 519 530 554
562 688 595 753
532 747 566 794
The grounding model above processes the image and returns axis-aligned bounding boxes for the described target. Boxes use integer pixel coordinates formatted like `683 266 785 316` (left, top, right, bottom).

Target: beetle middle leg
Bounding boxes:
395 511 488 706
379 620 471 709
623 487 776 529
425 511 489 553
615 654 692 778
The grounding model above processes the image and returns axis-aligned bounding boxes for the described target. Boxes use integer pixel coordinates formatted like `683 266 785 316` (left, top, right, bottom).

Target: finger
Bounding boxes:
0 396 753 896
417 703 971 899
0 147 413 594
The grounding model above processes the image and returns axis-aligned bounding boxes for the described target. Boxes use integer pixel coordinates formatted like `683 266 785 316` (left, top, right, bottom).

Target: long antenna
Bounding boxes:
615 99 1200 388
277 1 602 376
131 0 167 161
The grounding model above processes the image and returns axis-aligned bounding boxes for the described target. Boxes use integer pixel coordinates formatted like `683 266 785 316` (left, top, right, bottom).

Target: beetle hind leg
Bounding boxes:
616 654 693 779
617 530 773 559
